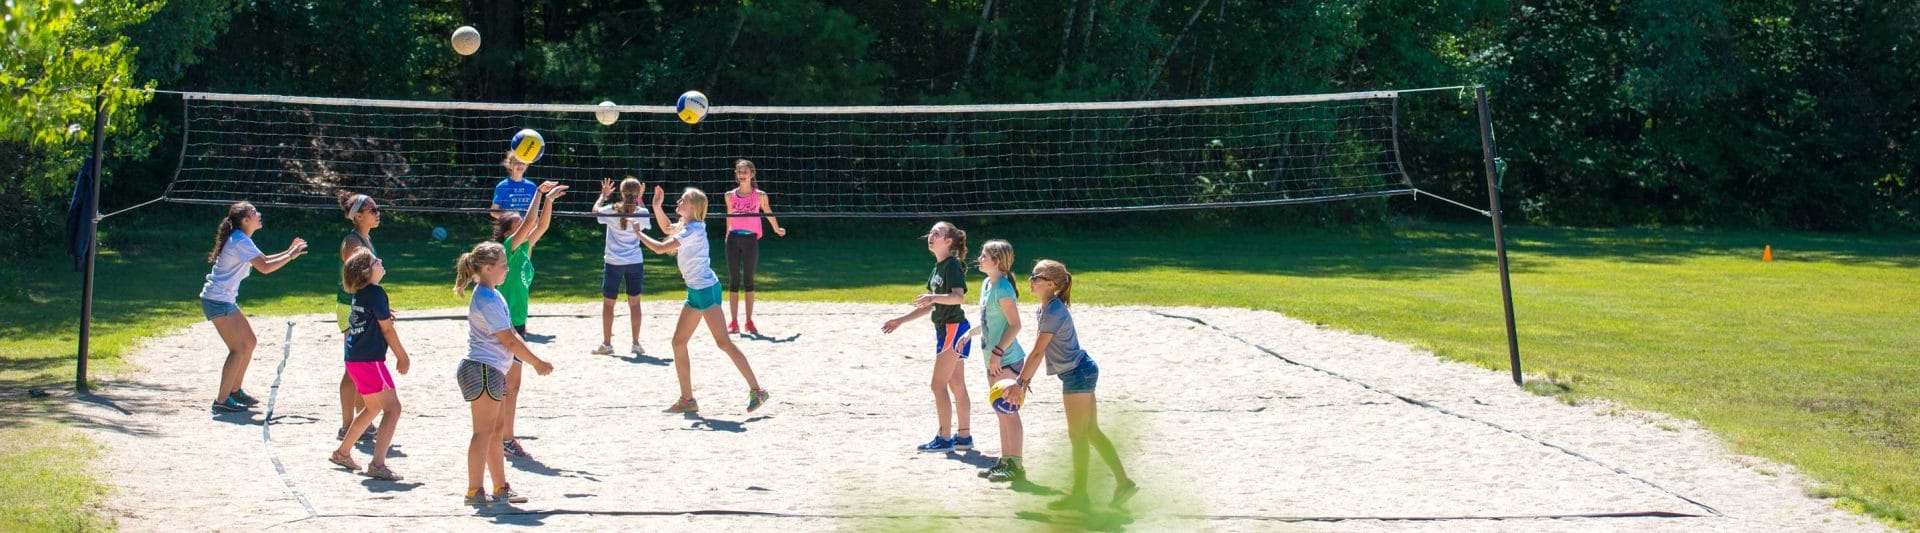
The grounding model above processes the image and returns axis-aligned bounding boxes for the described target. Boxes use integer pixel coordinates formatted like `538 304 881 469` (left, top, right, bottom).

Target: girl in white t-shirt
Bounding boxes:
453 241 555 506
634 186 768 414
592 177 652 356
199 202 308 414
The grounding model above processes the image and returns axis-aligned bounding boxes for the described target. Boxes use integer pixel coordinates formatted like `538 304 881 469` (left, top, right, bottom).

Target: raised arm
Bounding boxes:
650 185 673 235
507 182 553 248
634 226 681 255
526 183 568 247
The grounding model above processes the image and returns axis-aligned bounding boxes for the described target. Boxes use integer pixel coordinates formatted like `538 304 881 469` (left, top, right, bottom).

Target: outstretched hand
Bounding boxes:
599 178 613 197
652 185 666 206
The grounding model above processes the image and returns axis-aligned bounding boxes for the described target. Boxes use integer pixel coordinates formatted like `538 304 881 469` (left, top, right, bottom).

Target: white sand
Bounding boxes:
65 302 1882 531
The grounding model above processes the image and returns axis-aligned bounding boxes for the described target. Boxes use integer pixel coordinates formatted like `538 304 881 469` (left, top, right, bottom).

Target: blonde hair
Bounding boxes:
681 187 710 222
615 176 643 230
342 248 377 293
1032 259 1073 306
980 239 1017 296
453 241 506 297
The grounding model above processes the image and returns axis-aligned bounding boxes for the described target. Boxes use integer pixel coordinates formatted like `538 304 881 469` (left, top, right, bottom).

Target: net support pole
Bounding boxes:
1475 85 1523 386
77 91 109 393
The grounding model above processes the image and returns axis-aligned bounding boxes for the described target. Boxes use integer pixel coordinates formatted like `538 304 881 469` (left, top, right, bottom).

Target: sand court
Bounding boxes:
66 302 1879 531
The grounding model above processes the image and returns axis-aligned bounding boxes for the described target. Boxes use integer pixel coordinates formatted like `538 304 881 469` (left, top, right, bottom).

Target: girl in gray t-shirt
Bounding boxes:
1004 259 1137 511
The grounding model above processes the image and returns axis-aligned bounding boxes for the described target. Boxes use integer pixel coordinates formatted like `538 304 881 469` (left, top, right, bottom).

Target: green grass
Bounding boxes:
2 212 1916 530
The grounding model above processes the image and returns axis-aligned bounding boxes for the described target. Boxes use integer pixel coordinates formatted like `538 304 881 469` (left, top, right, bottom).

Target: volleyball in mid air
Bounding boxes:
676 90 709 125
451 26 481 56
509 129 544 164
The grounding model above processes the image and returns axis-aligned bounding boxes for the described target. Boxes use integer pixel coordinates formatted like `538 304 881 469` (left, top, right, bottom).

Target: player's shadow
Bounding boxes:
482 507 549 525
1015 509 1133 531
211 410 268 426
521 333 556 344
738 332 801 344
507 454 602 482
681 414 771 433
945 449 1000 469
353 440 409 458
360 478 423 493
617 353 672 366
1011 478 1063 496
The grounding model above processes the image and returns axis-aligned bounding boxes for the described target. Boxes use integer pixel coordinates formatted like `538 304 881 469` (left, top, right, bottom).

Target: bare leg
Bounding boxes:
700 307 760 390
627 297 643 345
600 299 617 345
948 359 971 438
670 306 703 400
467 393 500 492
369 389 401 466
929 350 962 437
209 312 257 403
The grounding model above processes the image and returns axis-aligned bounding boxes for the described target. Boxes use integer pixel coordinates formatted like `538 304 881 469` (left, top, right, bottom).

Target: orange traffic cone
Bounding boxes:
1763 245 1773 262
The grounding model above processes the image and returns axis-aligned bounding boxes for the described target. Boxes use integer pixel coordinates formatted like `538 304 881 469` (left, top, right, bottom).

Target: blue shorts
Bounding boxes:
1058 357 1099 394
602 263 644 299
935 321 972 359
200 298 241 321
686 283 723 310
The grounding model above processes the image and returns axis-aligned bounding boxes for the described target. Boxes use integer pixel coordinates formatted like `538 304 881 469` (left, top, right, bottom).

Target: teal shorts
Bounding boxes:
685 283 723 310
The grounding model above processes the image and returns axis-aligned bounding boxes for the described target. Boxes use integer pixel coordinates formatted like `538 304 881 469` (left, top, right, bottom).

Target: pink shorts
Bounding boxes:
345 361 395 395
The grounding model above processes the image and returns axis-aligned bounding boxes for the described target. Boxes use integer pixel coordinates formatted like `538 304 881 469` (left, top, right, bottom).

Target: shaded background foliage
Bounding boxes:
3 0 1917 258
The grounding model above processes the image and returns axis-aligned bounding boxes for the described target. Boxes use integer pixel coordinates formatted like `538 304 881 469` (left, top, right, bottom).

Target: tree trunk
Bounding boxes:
1081 0 1097 59
1202 0 1224 95
1054 2 1079 79
705 5 751 91
481 0 523 101
944 0 997 93
1138 0 1212 100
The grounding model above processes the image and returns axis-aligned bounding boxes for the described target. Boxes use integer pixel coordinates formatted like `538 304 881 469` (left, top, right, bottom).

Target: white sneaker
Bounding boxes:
631 343 647 356
591 343 614 355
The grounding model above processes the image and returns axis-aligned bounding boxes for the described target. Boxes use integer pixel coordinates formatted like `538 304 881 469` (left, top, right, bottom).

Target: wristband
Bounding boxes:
992 346 1005 357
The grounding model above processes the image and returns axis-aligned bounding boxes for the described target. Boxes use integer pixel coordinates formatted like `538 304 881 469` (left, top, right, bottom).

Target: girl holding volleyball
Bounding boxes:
880 221 973 454
722 159 786 335
1004 259 1137 511
633 185 769 414
200 202 309 413
335 191 381 442
973 240 1028 482
491 180 566 458
454 241 556 505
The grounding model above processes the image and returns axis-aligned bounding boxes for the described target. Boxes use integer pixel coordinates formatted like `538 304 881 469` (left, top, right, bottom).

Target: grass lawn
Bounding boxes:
2 211 1915 530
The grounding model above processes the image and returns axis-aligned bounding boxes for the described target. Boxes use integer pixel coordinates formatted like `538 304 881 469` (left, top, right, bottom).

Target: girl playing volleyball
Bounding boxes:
335 191 381 442
1005 259 1137 511
633 186 769 414
200 202 308 413
722 159 787 335
881 221 973 453
492 181 566 458
454 241 556 505
328 248 409 481
592 177 652 356
973 240 1028 481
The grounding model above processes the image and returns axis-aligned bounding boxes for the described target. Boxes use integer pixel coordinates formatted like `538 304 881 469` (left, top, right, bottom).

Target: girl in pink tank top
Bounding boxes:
723 160 786 335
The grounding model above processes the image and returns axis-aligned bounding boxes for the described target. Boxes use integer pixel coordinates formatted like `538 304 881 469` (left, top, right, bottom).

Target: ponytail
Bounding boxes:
1033 259 1073 307
454 241 506 297
616 177 643 231
208 202 253 263
928 221 969 276
335 190 371 220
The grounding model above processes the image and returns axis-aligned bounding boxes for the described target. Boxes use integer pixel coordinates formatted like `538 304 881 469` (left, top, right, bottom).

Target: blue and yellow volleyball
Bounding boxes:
509 128 544 164
676 90 709 125
989 378 1022 414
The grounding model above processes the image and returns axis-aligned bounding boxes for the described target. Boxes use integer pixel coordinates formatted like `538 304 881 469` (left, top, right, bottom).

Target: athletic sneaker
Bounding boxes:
631 343 646 356
1112 479 1139 508
978 458 1005 479
492 484 529 504
211 397 248 413
952 435 974 451
464 488 490 506
985 458 1025 482
727 321 739 334
502 438 530 458
591 343 614 355
229 389 261 406
745 320 759 335
747 389 770 412
916 435 954 453
665 397 699 414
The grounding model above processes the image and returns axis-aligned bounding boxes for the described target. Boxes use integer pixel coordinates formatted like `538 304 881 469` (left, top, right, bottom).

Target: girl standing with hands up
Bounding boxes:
200 202 308 413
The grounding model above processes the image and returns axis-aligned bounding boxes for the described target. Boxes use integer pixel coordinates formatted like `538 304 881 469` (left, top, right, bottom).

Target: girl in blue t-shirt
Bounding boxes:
974 240 1029 482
